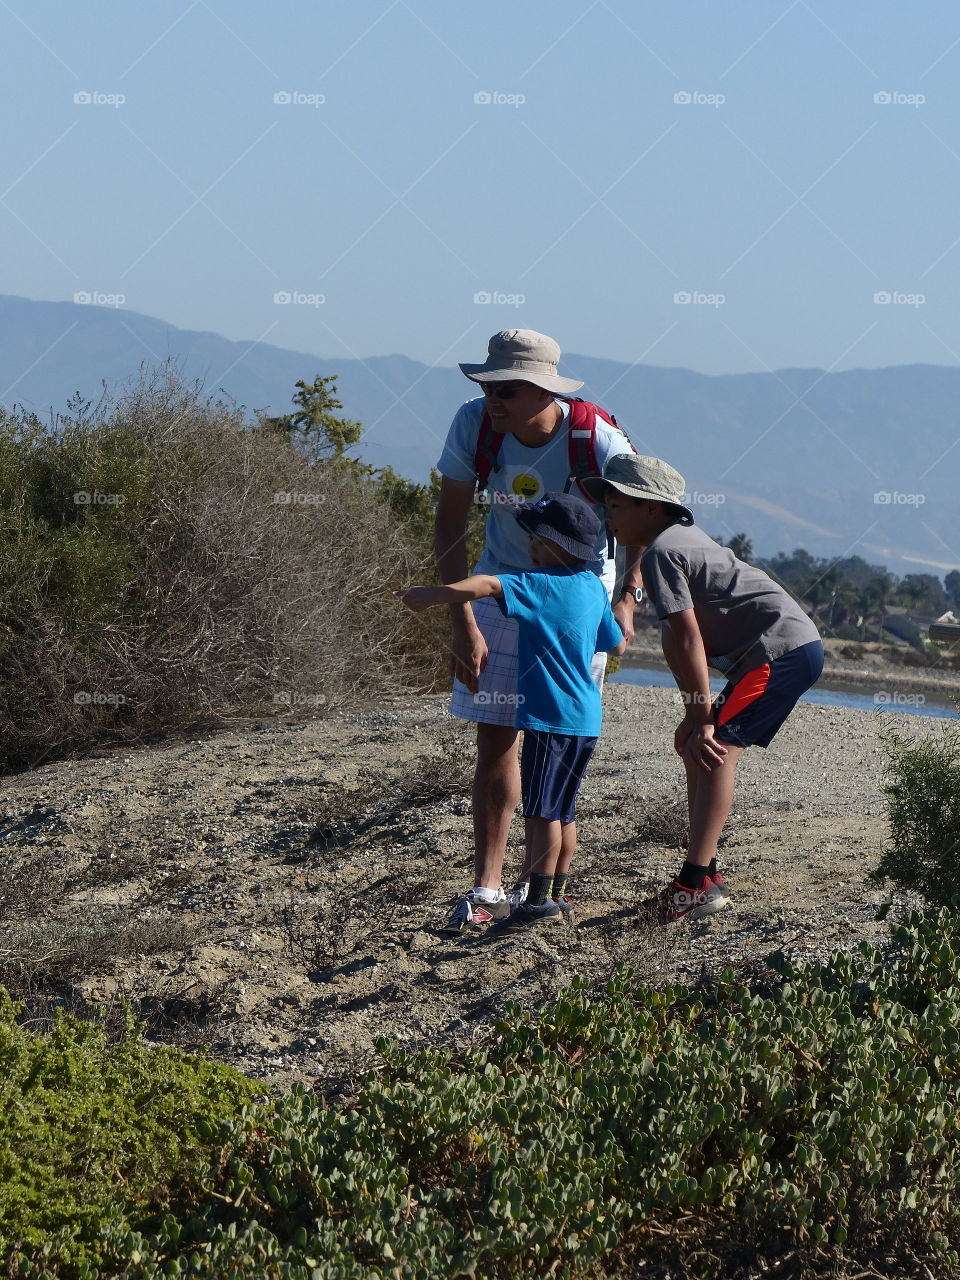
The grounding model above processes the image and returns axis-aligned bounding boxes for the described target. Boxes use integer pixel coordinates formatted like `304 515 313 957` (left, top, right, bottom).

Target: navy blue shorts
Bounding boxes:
521 730 598 823
713 640 824 749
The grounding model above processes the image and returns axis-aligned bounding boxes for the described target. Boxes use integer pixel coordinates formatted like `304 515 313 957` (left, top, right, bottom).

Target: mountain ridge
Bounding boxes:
1 295 955 577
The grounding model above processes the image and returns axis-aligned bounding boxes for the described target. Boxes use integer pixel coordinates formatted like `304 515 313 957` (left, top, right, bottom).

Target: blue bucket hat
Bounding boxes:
515 492 602 561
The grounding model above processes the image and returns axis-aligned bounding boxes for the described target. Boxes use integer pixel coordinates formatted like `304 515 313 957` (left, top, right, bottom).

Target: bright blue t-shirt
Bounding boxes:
496 567 623 736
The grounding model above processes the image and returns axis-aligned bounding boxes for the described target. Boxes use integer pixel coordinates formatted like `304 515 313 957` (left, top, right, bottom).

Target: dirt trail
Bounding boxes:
0 684 943 1090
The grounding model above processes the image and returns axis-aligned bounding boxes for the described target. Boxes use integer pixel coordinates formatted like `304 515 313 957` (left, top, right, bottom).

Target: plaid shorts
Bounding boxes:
449 596 609 727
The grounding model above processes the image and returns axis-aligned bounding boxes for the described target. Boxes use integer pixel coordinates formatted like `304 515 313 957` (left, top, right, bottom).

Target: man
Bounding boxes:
434 329 643 931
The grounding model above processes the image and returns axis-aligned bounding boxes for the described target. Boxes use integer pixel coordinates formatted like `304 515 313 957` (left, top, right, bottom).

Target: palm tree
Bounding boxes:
726 533 753 562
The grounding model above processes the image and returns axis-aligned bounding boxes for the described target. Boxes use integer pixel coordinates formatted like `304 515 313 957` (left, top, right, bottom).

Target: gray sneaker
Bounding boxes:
552 894 576 923
496 900 562 932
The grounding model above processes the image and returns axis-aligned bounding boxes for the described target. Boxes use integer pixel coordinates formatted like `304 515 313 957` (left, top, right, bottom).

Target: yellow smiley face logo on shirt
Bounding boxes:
511 473 540 499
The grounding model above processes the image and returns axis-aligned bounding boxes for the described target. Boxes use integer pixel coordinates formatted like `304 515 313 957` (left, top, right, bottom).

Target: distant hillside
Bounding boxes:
0 295 956 579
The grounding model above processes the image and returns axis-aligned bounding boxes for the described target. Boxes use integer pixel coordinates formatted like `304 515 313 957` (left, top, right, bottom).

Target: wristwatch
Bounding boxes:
620 586 643 604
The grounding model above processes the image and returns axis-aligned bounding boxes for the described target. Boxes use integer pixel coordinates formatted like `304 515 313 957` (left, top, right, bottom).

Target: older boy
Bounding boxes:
397 494 625 931
582 454 823 924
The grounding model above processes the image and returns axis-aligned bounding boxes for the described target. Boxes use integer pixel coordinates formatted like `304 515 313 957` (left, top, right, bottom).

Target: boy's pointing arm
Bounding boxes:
394 575 503 613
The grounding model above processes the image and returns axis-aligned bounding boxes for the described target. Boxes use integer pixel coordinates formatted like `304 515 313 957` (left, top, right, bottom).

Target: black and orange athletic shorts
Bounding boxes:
712 640 824 748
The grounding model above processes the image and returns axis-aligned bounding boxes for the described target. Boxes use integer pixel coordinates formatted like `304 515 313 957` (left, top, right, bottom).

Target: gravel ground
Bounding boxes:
0 681 954 1091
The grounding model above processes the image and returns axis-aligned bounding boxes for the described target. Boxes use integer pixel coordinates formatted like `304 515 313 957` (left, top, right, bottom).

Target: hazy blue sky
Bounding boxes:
4 1 960 375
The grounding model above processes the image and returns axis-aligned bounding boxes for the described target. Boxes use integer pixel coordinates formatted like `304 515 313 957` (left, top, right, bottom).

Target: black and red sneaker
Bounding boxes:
666 875 730 924
639 875 731 926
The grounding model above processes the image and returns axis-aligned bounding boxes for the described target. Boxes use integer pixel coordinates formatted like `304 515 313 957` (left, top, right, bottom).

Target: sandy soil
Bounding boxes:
0 675 952 1092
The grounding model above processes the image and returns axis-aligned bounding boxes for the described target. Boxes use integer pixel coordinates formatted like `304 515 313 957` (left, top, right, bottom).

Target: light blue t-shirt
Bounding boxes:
436 397 634 582
496 567 624 736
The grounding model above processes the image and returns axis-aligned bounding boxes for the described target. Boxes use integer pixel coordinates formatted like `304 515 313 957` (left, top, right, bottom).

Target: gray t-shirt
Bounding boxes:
641 522 821 683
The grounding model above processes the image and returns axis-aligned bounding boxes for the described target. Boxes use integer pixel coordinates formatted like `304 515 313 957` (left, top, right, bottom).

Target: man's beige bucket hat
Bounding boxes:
459 329 584 394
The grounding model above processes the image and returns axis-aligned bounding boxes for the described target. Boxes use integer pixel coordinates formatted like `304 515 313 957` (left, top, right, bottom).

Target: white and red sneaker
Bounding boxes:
441 890 510 935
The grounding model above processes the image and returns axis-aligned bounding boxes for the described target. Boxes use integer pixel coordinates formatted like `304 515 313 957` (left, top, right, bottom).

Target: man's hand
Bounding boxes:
450 621 487 694
681 722 728 772
612 597 635 647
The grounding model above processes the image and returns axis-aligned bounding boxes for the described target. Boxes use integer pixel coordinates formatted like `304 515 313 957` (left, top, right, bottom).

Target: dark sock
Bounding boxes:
528 874 553 907
708 858 718 878
677 860 709 890
551 872 569 900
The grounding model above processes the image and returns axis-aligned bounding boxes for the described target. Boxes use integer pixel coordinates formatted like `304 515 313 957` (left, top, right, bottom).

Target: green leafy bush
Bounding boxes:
874 715 960 907
10 913 960 1278
0 991 256 1274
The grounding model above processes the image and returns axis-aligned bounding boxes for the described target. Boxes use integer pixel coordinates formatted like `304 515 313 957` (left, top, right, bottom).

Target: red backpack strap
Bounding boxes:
562 398 635 501
473 408 503 488
565 398 599 498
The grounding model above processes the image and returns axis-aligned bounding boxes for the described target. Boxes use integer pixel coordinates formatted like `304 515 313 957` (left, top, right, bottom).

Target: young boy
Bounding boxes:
396 493 626 931
582 454 824 925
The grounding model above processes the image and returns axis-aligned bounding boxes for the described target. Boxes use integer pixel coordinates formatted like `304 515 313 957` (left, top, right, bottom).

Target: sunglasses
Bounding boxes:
479 382 524 400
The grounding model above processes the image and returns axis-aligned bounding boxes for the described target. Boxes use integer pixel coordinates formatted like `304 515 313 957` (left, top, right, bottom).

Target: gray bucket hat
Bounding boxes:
459 329 584 394
580 453 695 524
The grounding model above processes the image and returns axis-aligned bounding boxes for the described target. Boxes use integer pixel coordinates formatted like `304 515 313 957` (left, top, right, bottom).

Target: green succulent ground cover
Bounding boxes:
6 912 960 1279
0 992 257 1275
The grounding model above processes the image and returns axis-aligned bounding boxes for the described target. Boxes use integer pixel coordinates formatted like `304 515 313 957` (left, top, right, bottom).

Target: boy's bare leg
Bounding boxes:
683 744 744 867
524 816 562 881
473 723 521 889
685 765 697 839
556 821 577 876
515 820 575 885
